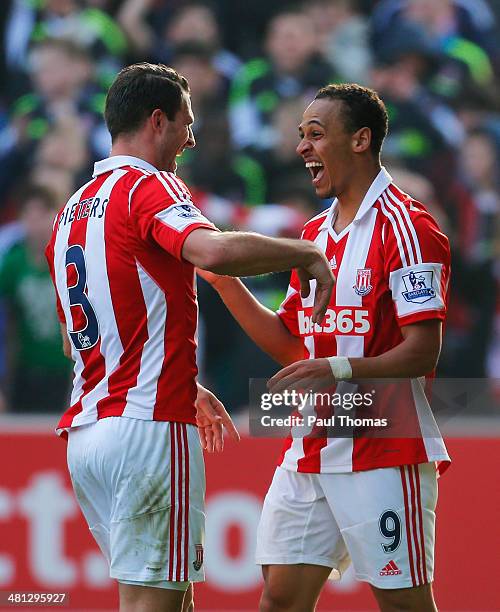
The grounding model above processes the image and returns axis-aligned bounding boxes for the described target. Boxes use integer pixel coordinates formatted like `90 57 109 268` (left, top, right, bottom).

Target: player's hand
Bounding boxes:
195 383 240 452
267 358 335 394
296 250 335 325
196 267 234 291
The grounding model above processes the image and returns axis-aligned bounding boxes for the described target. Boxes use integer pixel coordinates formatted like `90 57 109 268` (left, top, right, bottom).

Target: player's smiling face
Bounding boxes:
162 91 195 172
297 98 355 199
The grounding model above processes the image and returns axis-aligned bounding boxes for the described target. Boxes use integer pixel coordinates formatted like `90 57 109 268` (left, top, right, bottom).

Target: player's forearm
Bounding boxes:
211 277 303 366
349 334 440 379
198 232 319 276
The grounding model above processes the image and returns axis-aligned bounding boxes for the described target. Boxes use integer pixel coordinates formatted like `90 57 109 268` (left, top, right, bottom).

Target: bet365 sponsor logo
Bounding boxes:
297 306 371 336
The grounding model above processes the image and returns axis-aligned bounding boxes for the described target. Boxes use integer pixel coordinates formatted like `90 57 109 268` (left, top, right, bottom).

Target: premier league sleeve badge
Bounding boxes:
401 270 436 303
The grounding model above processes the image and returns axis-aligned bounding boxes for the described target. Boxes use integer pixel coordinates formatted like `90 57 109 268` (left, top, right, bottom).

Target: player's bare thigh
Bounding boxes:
259 566 437 612
371 583 437 612
118 582 194 612
259 564 331 612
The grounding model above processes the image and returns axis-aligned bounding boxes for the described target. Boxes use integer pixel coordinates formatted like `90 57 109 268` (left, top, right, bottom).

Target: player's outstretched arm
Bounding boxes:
198 269 303 366
182 228 334 325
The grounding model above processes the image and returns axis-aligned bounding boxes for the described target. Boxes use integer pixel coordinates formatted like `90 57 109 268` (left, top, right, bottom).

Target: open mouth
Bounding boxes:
305 161 325 186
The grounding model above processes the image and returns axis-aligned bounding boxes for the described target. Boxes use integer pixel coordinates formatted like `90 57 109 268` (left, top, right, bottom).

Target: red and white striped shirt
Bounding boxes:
45 155 217 435
277 167 451 473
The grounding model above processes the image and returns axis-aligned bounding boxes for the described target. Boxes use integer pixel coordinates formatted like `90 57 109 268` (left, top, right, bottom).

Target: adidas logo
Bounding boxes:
379 560 402 576
329 255 337 269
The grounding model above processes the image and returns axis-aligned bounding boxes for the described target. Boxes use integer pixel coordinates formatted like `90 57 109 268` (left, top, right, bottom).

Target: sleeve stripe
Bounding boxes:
156 172 186 204
381 191 417 266
383 190 416 265
161 172 184 199
128 174 149 214
169 174 191 200
160 172 190 202
387 186 422 263
379 195 409 268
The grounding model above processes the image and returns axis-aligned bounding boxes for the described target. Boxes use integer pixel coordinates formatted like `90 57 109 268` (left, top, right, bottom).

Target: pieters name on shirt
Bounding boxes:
261 414 388 428
58 197 109 229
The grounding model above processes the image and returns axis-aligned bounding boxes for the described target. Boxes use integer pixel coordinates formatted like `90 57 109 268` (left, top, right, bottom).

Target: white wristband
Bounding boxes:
327 356 352 380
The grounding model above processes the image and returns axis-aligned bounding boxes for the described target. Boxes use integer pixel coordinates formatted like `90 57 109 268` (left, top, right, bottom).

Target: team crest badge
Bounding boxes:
193 544 204 571
353 268 373 296
402 270 436 303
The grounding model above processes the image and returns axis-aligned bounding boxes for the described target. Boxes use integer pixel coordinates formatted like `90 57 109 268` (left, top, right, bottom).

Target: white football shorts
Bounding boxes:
67 416 205 586
256 463 437 589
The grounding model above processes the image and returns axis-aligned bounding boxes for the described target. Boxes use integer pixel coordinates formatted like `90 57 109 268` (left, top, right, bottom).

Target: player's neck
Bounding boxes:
334 164 381 229
109 138 160 170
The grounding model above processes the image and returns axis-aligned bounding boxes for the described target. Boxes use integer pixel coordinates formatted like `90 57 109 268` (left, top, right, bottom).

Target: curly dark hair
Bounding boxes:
104 63 190 141
315 84 388 156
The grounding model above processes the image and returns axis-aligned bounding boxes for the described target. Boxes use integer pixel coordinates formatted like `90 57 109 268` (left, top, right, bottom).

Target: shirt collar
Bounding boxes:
93 155 159 177
318 166 392 231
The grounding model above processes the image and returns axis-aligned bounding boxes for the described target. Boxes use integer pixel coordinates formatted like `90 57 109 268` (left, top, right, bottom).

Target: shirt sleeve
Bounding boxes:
384 205 450 326
130 171 218 260
276 269 302 336
45 240 66 324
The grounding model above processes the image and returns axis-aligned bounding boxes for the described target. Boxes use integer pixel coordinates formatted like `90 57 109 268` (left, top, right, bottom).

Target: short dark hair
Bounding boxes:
104 63 190 141
315 84 388 156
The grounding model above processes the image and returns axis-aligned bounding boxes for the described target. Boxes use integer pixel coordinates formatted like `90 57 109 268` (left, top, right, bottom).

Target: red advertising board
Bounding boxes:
0 426 499 611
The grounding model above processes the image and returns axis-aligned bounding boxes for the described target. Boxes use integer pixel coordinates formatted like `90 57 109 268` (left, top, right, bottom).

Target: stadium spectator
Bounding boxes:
372 0 500 101
251 96 315 204
168 41 251 201
178 109 257 203
4 0 127 94
34 115 93 183
387 164 448 231
372 0 499 61
458 129 500 263
21 116 93 206
0 38 107 201
118 1 241 78
0 185 72 413
370 28 464 190
229 8 334 151
446 129 500 377
162 3 240 79
305 0 372 84
171 41 230 113
30 163 78 206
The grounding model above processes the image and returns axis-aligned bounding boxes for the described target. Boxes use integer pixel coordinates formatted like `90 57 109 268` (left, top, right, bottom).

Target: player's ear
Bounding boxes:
150 108 165 132
352 127 371 153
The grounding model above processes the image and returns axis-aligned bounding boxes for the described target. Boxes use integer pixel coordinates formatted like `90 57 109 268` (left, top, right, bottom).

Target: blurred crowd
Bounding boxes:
0 0 498 414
